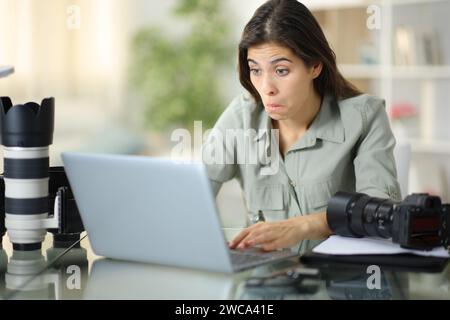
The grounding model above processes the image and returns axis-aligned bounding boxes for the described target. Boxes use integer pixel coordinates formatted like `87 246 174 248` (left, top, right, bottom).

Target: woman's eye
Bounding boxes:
250 68 261 76
276 69 289 76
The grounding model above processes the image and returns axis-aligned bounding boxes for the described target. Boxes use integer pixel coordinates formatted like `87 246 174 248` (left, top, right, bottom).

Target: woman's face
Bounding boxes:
247 42 321 121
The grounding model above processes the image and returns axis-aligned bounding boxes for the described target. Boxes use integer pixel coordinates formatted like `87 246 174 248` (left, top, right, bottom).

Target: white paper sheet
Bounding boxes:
313 235 450 258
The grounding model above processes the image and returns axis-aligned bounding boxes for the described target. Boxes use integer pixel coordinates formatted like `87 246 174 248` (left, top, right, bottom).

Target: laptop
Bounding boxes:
61 152 297 273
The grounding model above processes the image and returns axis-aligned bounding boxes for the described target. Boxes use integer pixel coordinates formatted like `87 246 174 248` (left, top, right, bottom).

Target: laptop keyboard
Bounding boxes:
230 251 272 265
229 248 296 270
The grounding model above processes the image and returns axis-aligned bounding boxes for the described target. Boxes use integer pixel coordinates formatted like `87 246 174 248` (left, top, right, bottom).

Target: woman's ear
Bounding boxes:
311 62 323 79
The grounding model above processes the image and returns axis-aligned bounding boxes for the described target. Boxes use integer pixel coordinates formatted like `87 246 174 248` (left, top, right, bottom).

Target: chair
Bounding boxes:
393 141 412 198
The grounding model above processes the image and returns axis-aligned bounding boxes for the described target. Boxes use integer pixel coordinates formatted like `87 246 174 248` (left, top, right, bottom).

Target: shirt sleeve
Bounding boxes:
202 95 245 197
353 96 402 201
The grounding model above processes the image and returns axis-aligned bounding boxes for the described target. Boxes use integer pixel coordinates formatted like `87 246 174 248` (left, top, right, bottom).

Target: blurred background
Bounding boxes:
1 0 450 227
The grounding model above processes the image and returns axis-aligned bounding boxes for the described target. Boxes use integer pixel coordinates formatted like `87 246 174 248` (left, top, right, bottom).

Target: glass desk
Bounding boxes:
1 229 449 300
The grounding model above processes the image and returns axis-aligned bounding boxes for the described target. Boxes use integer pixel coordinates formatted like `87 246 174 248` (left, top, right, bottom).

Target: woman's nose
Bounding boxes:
261 76 278 96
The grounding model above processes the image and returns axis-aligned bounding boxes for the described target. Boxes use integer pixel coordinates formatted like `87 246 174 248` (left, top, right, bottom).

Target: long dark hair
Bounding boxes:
238 0 361 104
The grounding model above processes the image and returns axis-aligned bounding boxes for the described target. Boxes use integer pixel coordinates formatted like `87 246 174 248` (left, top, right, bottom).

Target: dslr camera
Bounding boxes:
327 192 450 251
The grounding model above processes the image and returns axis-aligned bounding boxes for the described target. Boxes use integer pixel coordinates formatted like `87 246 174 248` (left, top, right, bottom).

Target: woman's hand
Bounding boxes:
229 212 332 251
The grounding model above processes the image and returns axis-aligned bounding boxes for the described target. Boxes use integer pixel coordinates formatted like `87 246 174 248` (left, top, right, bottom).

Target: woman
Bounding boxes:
202 0 401 251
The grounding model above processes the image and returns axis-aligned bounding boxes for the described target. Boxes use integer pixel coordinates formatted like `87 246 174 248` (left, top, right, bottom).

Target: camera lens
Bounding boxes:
0 97 54 251
327 191 397 239
327 192 365 238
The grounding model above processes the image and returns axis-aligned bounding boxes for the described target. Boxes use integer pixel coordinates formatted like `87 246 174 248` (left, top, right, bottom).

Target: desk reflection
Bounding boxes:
1 244 88 300
1 234 449 300
83 258 244 299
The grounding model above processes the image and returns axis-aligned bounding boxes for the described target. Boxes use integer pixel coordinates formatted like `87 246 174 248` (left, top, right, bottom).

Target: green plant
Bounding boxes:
130 0 234 133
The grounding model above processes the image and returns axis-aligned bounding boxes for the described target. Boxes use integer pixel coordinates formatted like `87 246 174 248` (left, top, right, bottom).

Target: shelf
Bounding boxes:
305 0 448 10
302 0 377 10
339 64 450 79
390 0 450 7
338 64 382 79
408 139 450 155
391 66 450 79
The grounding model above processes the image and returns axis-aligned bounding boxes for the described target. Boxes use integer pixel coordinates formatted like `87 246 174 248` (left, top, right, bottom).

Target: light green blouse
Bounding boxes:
202 92 401 223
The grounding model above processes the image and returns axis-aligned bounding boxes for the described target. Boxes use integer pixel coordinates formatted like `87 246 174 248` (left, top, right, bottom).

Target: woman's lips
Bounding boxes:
266 103 284 112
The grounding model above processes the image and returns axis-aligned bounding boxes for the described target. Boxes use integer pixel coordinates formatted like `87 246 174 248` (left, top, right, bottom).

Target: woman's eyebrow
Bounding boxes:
247 57 293 65
270 57 293 64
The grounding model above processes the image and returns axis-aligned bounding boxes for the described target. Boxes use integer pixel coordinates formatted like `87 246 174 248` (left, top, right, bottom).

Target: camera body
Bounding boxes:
393 194 449 250
327 192 450 251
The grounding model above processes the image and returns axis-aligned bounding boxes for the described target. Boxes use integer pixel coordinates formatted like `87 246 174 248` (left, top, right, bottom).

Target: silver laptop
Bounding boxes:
61 152 297 273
